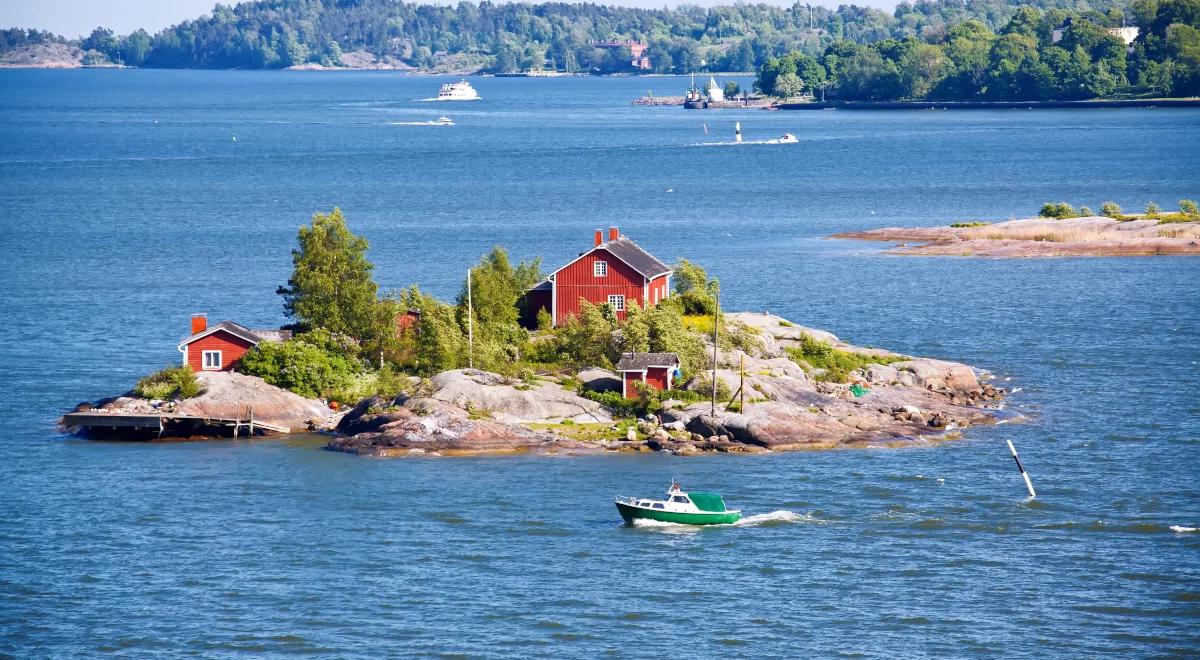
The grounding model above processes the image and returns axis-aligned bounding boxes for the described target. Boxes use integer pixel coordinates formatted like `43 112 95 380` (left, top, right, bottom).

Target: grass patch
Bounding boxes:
134 365 202 401
778 319 795 327
950 221 990 228
1156 213 1200 225
528 419 638 443
785 334 904 383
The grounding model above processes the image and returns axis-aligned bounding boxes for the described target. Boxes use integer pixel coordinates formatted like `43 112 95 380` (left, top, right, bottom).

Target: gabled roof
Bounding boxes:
550 235 672 281
616 352 680 371
178 321 292 349
602 236 671 279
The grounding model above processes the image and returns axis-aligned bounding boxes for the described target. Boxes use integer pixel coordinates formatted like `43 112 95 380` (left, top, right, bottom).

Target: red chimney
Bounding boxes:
191 314 207 335
608 226 619 242
594 229 603 247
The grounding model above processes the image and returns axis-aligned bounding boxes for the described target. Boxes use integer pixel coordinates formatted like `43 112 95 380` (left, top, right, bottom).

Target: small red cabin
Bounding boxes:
177 315 292 372
616 352 680 398
526 227 671 327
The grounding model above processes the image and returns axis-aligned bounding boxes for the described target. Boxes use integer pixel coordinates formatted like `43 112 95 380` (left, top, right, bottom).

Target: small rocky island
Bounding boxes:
835 212 1200 258
63 210 1009 457
65 312 1007 456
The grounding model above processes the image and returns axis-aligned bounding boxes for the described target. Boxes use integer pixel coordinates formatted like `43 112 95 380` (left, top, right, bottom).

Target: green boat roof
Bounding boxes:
687 491 727 512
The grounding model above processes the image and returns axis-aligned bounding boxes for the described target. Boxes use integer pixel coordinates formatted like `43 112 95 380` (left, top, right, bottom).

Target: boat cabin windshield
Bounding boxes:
671 495 690 503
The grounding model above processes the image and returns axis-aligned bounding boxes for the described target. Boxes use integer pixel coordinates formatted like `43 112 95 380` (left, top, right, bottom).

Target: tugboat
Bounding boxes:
615 483 741 526
436 80 480 101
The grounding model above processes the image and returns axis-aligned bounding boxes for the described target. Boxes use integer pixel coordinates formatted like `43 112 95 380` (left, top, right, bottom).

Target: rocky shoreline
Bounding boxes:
66 313 1010 455
834 216 1200 257
326 312 1010 457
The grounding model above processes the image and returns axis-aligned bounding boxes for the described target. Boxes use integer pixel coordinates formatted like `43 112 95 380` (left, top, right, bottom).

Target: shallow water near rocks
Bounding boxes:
0 71 1198 656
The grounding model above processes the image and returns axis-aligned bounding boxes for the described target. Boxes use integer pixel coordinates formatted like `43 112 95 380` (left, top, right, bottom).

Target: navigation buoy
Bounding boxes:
1007 439 1036 498
735 121 742 143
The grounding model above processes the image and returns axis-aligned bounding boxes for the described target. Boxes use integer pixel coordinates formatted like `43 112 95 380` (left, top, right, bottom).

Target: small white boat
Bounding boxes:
767 132 798 144
436 80 480 101
435 116 454 125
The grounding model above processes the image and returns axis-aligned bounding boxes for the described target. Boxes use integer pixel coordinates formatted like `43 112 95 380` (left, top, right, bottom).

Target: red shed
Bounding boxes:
616 352 681 398
177 315 292 372
529 227 672 327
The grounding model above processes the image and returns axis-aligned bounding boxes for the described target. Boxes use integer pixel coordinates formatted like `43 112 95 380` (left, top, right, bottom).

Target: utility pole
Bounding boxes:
710 288 720 418
467 268 474 369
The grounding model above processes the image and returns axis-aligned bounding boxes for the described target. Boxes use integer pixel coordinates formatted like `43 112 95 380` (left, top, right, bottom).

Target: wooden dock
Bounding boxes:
61 407 289 440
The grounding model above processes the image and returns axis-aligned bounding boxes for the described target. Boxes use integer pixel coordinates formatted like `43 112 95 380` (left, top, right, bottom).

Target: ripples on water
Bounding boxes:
0 71 1198 656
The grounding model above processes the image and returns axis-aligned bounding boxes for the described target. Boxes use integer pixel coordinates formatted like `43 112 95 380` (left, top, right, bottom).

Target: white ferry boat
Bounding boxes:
436 80 480 101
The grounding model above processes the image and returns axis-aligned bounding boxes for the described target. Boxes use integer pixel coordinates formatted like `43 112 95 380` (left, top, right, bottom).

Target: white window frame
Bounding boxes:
608 294 625 311
594 261 608 277
202 350 223 370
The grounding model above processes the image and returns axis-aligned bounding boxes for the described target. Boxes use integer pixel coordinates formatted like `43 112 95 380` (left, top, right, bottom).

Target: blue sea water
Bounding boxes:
0 70 1198 657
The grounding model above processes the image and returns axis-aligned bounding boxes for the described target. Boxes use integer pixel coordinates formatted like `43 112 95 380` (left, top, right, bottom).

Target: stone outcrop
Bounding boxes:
331 313 1010 457
327 395 598 457
74 371 340 434
424 369 611 424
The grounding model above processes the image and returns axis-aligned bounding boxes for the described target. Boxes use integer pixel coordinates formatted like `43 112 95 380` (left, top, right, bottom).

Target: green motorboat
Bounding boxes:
615 483 741 526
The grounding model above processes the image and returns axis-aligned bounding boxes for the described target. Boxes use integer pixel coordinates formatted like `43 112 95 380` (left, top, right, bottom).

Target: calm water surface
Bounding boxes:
1 70 1198 656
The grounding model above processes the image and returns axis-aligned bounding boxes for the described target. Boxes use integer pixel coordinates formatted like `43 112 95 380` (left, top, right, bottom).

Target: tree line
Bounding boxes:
2 0 1157 76
755 0 1200 101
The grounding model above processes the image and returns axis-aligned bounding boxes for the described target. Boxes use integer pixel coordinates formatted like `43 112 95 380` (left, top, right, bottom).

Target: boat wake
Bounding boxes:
389 121 453 126
1170 525 1198 533
629 510 812 531
733 510 811 527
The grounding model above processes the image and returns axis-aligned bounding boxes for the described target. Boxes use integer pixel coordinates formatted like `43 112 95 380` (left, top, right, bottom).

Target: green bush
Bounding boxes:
325 363 410 406
236 333 363 399
580 388 654 418
1180 199 1198 216
688 373 732 401
671 259 719 316
1145 202 1161 216
1078 206 1094 217
785 334 903 383
134 365 201 401
1039 202 1078 219
1100 201 1125 220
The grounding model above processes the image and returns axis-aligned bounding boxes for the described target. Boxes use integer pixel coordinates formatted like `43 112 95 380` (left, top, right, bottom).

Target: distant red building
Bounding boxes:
591 40 652 70
177 315 291 372
525 226 672 327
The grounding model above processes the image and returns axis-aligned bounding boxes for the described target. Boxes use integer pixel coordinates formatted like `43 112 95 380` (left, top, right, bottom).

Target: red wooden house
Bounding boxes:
617 352 680 398
177 315 291 372
525 227 671 327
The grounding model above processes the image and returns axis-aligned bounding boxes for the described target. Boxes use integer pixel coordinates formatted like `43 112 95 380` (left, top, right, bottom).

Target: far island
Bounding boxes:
835 201 1200 257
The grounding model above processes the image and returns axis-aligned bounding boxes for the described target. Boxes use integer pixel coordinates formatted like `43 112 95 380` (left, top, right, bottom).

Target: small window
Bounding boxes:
608 295 625 311
652 503 665 510
594 261 608 277
671 496 689 503
202 350 222 370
